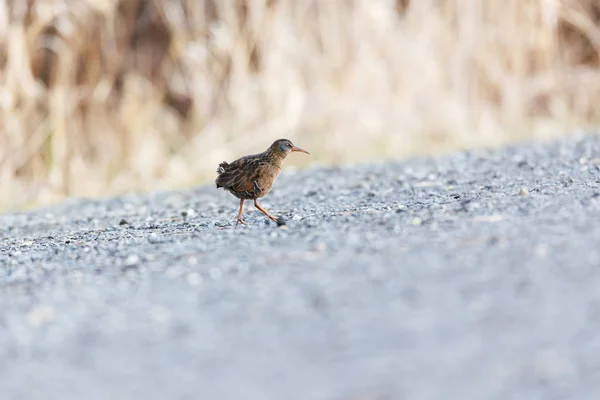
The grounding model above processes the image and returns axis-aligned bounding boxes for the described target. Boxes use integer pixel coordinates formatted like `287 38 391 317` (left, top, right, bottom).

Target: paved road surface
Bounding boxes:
1 134 600 399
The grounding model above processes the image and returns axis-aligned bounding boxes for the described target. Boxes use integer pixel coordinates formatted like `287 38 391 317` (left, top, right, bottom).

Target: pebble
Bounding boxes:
532 349 575 382
182 209 196 218
148 233 161 243
28 306 56 328
411 217 422 226
186 272 203 286
208 267 223 281
124 254 140 266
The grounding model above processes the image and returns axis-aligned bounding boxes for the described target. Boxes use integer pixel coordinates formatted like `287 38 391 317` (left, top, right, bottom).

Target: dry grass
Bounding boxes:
0 0 599 211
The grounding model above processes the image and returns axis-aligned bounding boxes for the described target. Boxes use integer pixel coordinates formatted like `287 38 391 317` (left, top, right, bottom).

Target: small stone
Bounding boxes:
532 349 575 382
125 254 140 266
186 272 203 286
208 267 223 280
28 306 56 328
119 219 129 226
519 187 529 196
149 305 171 324
311 241 327 252
534 243 549 258
165 267 182 279
411 217 422 226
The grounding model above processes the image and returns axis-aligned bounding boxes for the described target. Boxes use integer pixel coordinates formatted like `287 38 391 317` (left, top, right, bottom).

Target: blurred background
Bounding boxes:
0 0 599 211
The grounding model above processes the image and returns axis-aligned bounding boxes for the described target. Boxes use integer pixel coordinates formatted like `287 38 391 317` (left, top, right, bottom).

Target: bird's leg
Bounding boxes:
254 199 278 222
236 199 247 225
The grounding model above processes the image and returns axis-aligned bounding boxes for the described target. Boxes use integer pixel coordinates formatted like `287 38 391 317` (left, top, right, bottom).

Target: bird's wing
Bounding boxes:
215 155 260 193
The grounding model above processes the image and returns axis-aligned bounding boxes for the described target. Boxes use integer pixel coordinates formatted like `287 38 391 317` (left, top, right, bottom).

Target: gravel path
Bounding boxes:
2 134 600 399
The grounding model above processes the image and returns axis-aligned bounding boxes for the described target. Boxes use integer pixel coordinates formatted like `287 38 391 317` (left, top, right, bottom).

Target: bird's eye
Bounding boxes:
280 141 292 151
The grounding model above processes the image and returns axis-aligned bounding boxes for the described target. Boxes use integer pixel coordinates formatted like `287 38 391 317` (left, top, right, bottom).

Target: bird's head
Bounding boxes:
270 139 310 156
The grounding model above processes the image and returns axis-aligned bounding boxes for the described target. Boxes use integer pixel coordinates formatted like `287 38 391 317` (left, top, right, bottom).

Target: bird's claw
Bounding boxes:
236 218 247 226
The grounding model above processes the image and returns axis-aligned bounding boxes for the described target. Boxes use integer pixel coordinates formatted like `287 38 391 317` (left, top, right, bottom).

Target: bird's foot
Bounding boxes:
276 216 287 226
236 218 247 226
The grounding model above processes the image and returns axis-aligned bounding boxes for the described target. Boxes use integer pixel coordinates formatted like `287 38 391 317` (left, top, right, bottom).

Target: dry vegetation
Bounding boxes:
0 0 599 211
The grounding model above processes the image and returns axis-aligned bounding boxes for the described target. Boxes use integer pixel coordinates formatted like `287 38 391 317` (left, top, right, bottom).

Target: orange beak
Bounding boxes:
291 146 310 155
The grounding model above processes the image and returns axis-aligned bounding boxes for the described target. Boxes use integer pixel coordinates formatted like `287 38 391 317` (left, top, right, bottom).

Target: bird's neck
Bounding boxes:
263 148 286 167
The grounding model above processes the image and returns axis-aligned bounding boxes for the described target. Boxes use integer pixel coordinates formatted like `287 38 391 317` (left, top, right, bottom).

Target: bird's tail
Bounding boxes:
216 161 229 188
216 161 229 174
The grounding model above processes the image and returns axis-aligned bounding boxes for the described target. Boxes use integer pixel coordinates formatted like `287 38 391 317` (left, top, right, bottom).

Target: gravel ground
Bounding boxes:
2 134 600 399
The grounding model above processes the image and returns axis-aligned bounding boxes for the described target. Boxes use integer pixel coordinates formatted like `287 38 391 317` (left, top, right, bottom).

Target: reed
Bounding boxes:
0 0 599 211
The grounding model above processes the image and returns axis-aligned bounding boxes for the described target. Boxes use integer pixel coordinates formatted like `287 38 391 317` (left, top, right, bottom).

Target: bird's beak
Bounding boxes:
291 146 310 155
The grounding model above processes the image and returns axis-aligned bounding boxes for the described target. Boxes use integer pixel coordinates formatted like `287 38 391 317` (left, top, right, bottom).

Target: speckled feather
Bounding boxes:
216 139 309 225
216 145 285 200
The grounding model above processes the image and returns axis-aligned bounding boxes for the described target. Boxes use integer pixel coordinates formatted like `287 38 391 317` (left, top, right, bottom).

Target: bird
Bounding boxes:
216 138 310 225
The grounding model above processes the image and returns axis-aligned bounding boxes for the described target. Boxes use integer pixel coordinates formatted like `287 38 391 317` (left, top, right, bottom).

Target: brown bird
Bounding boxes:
216 139 310 225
